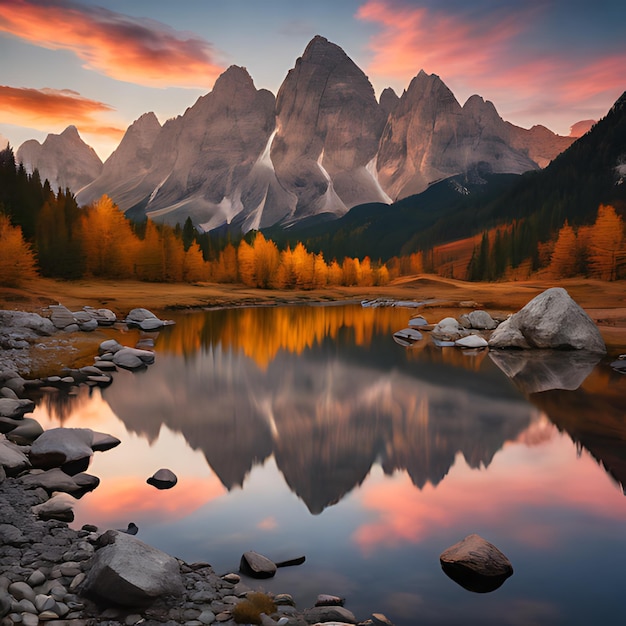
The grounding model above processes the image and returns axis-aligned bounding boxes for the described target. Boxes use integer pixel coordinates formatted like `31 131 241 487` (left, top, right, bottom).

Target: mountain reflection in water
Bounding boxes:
100 306 534 513
31 304 626 626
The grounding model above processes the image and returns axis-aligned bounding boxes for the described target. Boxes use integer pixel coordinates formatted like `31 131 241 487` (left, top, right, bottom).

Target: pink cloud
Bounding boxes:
356 0 626 131
353 437 626 555
0 0 225 89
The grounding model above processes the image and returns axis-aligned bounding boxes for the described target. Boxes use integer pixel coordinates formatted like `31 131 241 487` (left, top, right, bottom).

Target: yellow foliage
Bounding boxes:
0 214 38 286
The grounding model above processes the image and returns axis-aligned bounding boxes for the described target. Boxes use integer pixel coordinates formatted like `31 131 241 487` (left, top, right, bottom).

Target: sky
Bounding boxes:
1 0 625 160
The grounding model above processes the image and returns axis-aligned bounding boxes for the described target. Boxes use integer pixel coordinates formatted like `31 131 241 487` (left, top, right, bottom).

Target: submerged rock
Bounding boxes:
440 533 513 593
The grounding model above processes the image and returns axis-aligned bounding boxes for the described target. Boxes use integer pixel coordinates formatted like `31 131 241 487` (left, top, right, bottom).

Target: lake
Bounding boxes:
32 303 626 625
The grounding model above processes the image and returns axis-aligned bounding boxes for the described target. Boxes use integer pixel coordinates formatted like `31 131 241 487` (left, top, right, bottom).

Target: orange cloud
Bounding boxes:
0 85 124 141
0 0 224 89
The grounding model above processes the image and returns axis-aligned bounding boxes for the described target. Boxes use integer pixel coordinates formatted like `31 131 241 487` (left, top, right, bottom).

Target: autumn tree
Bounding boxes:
313 252 329 287
253 233 280 288
237 239 255 286
549 221 578 277
81 195 137 278
588 204 624 280
0 214 37 286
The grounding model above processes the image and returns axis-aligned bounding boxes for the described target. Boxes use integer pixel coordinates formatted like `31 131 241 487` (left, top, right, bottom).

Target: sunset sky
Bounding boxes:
1 0 625 159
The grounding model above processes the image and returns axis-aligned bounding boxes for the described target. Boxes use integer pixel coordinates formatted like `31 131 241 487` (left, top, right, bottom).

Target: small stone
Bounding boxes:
198 610 216 625
221 574 240 585
26 571 46 588
273 594 295 606
8 582 35 603
124 614 143 625
15 599 37 614
215 613 231 622
372 613 395 626
315 594 345 607
455 335 488 349
34 595 56 612
147 468 177 490
21 613 38 626
69 573 85 591
239 551 276 579
38 610 61 620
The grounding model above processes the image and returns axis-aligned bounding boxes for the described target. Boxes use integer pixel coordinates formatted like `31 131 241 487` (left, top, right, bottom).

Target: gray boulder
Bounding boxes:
460 310 498 330
488 288 606 353
48 304 76 329
302 605 356 624
99 339 123 354
84 306 117 326
432 317 466 341
31 493 75 522
6 417 43 444
455 335 488 349
113 348 155 370
20 468 100 495
0 310 55 337
239 551 277 579
0 397 35 418
82 530 184 606
440 533 513 592
0 436 30 475
125 308 158 324
29 427 94 469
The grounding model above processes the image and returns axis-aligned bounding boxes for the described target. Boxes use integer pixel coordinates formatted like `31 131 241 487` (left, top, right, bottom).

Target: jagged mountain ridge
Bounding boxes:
17 126 102 192
23 36 574 230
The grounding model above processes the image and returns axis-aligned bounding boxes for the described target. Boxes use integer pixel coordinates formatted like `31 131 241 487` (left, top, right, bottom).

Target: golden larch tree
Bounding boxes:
549 221 578 278
588 204 624 280
0 214 38 286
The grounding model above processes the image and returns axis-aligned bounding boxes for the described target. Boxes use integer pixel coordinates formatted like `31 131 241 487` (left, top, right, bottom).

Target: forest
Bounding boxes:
0 141 625 289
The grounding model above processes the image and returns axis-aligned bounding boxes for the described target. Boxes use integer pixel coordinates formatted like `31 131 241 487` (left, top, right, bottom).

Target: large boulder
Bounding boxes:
29 427 120 471
0 398 35 419
82 530 184 606
460 310 498 330
489 288 606 353
440 534 513 593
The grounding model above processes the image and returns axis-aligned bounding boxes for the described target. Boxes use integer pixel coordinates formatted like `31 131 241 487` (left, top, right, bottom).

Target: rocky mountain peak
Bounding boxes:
17 126 102 192
379 87 400 116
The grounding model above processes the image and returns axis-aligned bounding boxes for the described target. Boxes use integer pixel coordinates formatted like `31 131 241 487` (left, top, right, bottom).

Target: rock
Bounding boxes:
0 523 26 546
113 348 155 370
239 551 277 579
82 530 184 606
455 335 488 349
488 288 606 353
99 339 123 354
48 304 77 329
118 523 139 535
0 590 11 618
0 436 31 475
29 428 94 470
20 468 99 496
0 310 55 337
431 317 466 341
139 318 164 331
372 614 394 626
90 431 121 452
0 398 35 419
126 308 158 324
78 319 99 332
315 594 344 607
408 315 428 327
439 533 513 593
302 605 356 624
459 310 498 330
392 328 423 346
147 468 178 489
6 417 44 444
31 493 75 522
0 387 18 400
84 307 117 326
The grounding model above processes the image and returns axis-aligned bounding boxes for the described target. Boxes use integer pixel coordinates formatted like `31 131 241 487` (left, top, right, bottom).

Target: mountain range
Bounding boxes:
16 36 576 233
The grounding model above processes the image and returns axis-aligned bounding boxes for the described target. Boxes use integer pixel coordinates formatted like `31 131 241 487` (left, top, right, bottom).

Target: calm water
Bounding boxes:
33 304 626 626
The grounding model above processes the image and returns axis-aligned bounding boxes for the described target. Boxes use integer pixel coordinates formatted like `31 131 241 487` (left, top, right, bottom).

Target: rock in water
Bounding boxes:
82 530 184 606
489 288 606 353
147 468 178 489
440 533 513 593
239 551 277 579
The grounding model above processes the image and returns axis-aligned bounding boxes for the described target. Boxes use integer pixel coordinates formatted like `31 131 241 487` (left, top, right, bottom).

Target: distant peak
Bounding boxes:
213 65 255 90
302 35 347 61
133 111 162 129
569 119 595 138
60 125 80 137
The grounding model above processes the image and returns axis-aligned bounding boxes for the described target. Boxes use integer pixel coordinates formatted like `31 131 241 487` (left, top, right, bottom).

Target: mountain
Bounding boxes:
71 36 573 230
16 126 102 192
275 91 626 263
270 35 389 222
